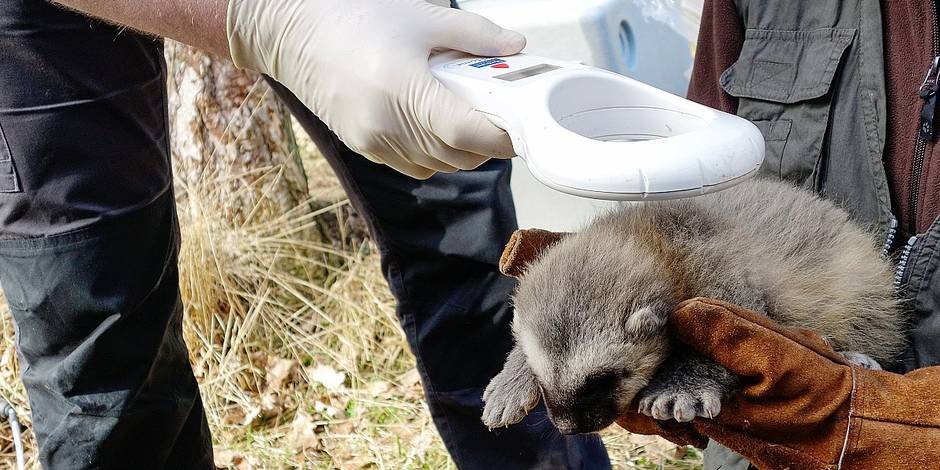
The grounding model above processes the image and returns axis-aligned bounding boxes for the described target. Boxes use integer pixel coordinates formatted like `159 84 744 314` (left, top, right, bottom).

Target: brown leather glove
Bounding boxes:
617 298 940 469
498 229 940 468
498 228 567 277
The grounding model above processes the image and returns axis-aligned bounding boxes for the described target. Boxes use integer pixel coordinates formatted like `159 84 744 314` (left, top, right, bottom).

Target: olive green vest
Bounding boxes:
720 0 938 370
722 0 890 229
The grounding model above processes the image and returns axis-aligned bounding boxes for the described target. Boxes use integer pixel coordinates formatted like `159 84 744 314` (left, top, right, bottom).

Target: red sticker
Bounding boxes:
491 63 510 69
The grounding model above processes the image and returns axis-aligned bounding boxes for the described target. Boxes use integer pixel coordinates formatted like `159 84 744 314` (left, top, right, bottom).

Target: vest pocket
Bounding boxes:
0 120 20 193
720 28 856 189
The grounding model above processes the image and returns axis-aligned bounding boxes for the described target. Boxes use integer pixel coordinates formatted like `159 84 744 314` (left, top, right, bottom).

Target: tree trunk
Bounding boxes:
164 41 308 220
164 41 321 399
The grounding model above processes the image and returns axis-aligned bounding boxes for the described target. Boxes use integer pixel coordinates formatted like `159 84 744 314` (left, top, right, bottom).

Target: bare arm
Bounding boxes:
49 0 527 179
51 0 230 57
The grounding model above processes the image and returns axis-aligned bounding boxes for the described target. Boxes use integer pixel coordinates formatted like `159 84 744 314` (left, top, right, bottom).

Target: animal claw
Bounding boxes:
480 365 540 429
637 385 723 423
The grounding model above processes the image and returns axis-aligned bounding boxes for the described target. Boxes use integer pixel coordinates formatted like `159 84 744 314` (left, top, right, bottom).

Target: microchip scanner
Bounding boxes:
430 52 765 201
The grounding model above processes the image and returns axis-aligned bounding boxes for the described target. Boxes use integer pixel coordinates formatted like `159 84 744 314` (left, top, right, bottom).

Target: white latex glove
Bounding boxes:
227 0 526 179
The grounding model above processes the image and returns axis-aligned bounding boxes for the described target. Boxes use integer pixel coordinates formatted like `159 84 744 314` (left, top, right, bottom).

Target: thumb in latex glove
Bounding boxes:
227 0 525 179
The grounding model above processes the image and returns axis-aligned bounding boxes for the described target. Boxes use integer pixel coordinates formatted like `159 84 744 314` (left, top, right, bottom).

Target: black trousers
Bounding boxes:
0 1 610 468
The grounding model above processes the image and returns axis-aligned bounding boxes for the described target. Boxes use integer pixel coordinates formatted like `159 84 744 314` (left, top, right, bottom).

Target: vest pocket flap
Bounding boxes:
720 28 856 104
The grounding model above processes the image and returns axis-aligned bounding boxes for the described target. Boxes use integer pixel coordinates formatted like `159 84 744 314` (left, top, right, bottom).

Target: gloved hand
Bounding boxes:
227 0 525 179
617 298 940 470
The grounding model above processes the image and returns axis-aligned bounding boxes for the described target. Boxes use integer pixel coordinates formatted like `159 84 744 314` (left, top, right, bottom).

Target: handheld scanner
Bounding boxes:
430 52 765 200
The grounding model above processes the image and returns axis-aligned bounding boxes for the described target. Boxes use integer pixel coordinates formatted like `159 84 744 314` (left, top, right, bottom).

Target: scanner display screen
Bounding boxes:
495 64 561 82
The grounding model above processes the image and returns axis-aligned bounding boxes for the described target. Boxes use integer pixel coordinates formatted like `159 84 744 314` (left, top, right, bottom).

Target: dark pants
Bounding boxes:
0 1 610 468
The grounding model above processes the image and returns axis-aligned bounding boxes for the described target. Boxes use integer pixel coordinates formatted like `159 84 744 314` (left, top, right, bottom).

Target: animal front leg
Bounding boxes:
637 344 738 422
481 345 541 429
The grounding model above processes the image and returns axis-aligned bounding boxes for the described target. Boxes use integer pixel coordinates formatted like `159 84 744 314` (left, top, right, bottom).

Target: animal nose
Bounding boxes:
549 416 578 435
555 423 579 435
554 420 594 435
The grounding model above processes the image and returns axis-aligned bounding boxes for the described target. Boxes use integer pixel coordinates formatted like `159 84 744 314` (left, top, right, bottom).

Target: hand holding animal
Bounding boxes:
614 299 940 470
483 178 906 435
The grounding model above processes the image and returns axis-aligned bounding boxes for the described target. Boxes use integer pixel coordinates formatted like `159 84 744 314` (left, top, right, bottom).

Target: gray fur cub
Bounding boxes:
482 178 906 435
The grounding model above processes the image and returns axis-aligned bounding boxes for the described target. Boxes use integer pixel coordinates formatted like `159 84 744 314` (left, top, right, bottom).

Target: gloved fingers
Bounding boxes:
400 146 464 173
379 133 472 173
433 109 516 161
423 146 491 170
429 7 527 57
670 299 850 387
351 140 439 179
420 75 517 161
480 115 516 160
382 158 437 180
345 128 457 176
615 411 707 449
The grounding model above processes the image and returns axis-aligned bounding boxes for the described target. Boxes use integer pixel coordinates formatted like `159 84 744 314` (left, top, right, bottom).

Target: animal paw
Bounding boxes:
481 369 540 429
841 351 883 370
637 384 723 423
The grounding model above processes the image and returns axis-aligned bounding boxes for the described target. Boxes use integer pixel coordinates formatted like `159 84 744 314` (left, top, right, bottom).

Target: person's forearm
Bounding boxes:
51 0 526 178
51 0 230 57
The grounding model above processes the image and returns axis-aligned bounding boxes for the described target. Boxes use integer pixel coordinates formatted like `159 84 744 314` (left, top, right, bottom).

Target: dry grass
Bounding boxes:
0 113 703 470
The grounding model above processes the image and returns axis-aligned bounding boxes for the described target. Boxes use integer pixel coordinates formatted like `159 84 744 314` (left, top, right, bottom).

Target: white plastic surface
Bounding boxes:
457 0 708 230
457 0 701 96
431 52 765 200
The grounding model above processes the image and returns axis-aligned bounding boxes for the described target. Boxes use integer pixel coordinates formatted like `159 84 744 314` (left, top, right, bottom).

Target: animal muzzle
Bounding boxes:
552 416 615 435
546 401 617 435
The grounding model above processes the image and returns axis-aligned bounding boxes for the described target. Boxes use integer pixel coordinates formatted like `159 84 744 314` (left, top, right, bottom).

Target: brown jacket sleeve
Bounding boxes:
686 0 745 113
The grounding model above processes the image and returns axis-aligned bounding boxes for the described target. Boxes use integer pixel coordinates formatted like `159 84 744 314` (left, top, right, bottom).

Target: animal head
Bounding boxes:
509 227 677 434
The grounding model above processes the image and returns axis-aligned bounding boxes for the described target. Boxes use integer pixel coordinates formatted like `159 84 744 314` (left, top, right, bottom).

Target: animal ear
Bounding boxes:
499 229 569 278
625 306 668 337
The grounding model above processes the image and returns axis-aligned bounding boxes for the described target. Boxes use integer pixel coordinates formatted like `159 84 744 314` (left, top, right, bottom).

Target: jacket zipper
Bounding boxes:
881 217 899 259
894 235 919 292
912 2 940 234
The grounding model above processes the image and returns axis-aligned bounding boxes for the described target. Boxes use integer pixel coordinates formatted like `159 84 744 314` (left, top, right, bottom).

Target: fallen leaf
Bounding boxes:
260 392 281 416
214 448 239 468
248 351 266 365
314 400 341 419
331 420 356 435
287 410 320 452
309 364 346 392
674 446 688 460
214 449 256 470
236 455 259 470
397 369 421 389
264 358 297 393
242 405 262 427
222 406 246 426
367 381 390 396
336 455 376 470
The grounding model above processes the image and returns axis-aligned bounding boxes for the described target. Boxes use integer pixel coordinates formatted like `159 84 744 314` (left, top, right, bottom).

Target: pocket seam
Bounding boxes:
0 189 173 255
721 28 857 104
0 120 20 193
753 120 793 177
0 222 116 256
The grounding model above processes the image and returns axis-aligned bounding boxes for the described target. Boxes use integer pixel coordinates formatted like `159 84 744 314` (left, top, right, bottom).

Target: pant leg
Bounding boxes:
703 440 753 470
268 80 611 470
0 2 212 468
0 194 212 469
